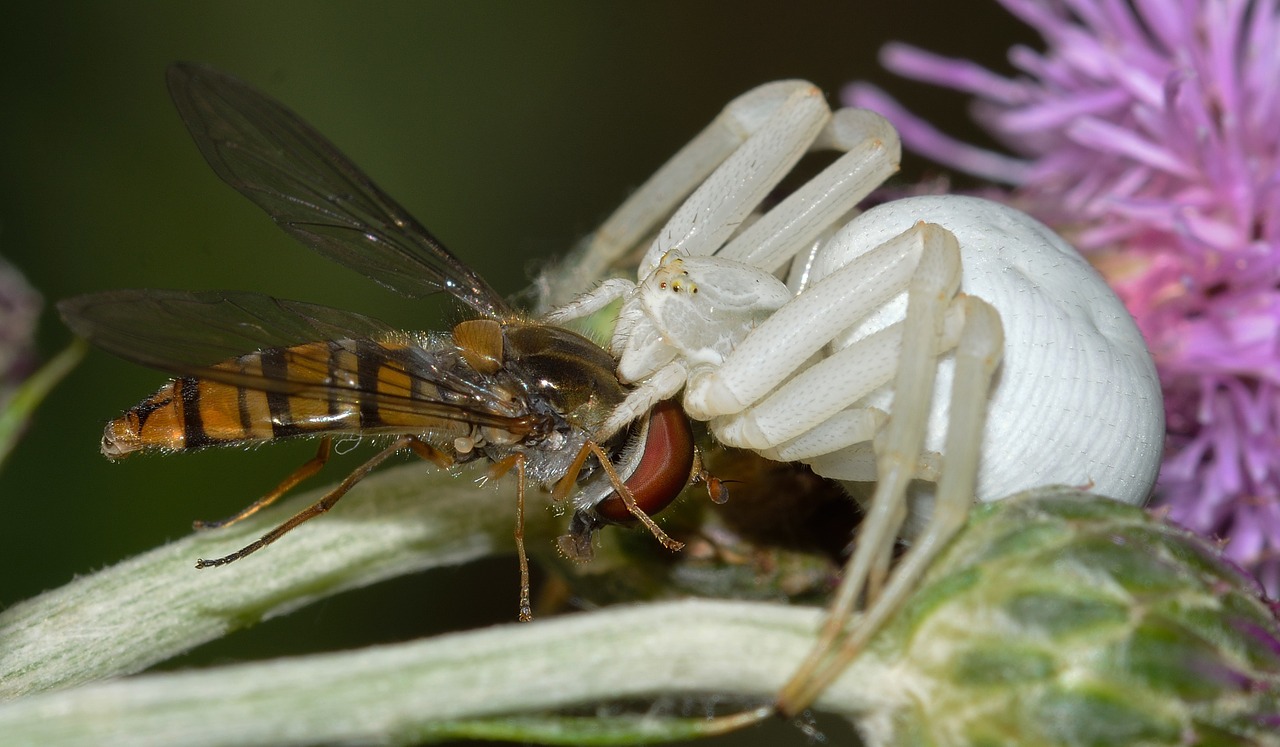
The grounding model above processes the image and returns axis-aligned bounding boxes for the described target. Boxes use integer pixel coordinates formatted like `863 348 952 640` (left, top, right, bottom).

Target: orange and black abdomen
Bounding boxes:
102 339 471 459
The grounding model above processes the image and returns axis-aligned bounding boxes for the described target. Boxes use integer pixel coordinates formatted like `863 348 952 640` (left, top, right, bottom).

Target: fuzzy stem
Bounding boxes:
0 459 553 699
0 599 879 746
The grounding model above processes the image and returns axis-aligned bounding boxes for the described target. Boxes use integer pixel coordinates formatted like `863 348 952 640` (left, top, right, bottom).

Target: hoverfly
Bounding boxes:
59 63 705 620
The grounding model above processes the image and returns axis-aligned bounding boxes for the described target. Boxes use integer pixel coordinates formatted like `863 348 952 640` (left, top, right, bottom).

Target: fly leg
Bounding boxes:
551 439 685 554
487 454 533 621
193 437 334 530
403 438 454 469
194 436 413 569
587 440 684 552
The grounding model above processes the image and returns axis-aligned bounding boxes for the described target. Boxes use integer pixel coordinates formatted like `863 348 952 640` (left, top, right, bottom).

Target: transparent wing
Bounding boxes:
59 289 395 370
166 62 514 319
58 289 537 432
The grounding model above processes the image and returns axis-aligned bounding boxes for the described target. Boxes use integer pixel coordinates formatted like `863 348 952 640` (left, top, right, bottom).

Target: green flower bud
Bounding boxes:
857 487 1280 747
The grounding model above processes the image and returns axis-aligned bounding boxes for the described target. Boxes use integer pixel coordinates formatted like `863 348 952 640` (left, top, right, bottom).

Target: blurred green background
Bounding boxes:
1 2 1029 743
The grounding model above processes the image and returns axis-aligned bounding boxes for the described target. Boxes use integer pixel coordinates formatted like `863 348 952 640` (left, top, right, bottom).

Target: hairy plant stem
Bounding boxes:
0 599 873 746
0 460 550 699
0 457 881 746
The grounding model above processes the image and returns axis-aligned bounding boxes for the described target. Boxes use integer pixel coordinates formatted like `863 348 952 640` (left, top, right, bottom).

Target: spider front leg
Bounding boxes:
541 80 831 309
683 222 955 429
812 227 966 631
542 84 900 313
778 294 1004 718
671 221 1005 713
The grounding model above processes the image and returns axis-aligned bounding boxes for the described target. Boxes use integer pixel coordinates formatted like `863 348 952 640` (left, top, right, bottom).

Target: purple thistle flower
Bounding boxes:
844 0 1280 594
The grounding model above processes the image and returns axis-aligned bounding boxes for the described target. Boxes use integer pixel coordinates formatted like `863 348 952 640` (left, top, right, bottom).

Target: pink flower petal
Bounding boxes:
847 0 1280 594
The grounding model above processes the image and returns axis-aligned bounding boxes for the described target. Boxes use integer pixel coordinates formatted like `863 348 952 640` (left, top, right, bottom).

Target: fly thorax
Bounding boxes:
542 429 567 452
503 322 627 429
522 427 590 487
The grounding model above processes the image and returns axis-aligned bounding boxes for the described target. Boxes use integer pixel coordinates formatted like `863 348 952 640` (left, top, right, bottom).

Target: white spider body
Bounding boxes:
544 80 1166 712
778 195 1162 507
615 254 791 381
604 195 1162 518
549 81 1161 513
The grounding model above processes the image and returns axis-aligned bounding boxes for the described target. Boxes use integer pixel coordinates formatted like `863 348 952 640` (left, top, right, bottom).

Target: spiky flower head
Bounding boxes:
845 0 1280 594
853 487 1280 746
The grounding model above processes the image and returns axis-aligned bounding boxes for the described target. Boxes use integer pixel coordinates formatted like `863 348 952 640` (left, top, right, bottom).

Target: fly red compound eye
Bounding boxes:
594 400 695 524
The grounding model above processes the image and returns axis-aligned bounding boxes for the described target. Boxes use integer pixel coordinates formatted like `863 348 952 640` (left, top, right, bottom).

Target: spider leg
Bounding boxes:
822 225 961 630
636 84 828 271
777 262 1005 717
756 409 886 463
543 80 830 308
713 298 966 451
684 225 932 421
596 360 687 441
718 107 901 273
541 277 636 325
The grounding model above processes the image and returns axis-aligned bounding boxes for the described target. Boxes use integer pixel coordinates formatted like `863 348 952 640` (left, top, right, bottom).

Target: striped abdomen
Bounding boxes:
102 339 486 459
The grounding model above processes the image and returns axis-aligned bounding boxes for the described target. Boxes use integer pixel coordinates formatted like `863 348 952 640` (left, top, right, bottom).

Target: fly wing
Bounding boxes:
58 289 538 432
166 62 514 320
60 289 395 370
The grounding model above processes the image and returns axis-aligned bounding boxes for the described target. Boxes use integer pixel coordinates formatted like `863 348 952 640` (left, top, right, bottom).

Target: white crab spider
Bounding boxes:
544 81 1164 714
547 80 1162 507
